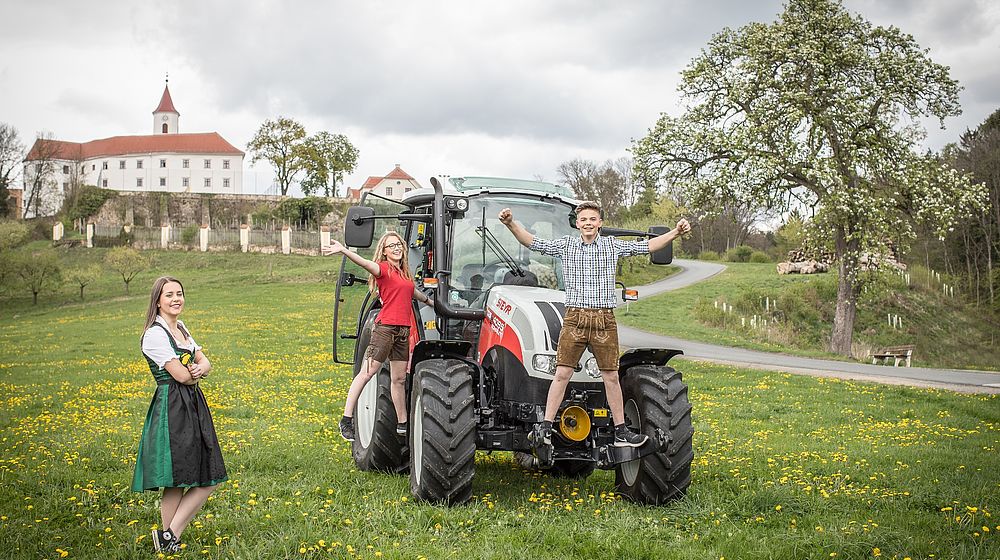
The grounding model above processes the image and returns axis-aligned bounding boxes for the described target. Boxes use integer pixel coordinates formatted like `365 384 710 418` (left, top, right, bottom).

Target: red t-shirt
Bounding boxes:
375 260 414 326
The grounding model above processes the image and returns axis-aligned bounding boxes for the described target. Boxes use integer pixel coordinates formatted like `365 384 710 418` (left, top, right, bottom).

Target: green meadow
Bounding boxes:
0 250 997 559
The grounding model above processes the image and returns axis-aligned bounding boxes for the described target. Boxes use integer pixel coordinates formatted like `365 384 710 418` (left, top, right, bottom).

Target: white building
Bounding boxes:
347 164 421 202
20 82 244 218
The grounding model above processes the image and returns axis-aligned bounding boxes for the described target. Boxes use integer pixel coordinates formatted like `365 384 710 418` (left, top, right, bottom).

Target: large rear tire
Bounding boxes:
351 315 406 473
615 365 693 504
409 359 476 504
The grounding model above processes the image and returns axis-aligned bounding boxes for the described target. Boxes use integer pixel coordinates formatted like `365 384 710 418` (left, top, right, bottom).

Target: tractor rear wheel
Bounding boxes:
351 316 406 473
409 359 476 504
615 365 693 504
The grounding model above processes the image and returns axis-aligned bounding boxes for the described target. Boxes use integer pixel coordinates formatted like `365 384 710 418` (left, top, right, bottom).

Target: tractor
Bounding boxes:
333 176 693 505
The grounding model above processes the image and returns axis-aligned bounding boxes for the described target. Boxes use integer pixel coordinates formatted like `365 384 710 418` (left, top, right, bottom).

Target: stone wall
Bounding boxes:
89 191 352 231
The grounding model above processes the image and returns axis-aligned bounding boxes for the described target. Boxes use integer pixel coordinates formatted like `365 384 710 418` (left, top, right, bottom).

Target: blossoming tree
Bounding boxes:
633 0 986 355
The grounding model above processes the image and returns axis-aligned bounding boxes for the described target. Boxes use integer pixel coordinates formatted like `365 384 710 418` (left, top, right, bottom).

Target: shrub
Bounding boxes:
0 220 30 251
698 250 721 261
181 224 199 245
724 245 754 262
105 246 148 295
749 251 771 263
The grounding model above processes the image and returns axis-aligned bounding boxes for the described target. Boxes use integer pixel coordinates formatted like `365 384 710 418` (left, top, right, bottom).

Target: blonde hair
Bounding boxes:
575 201 603 219
142 276 189 338
367 231 410 294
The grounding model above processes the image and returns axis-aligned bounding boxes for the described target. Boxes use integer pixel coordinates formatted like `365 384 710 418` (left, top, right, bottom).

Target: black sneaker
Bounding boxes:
339 416 355 442
528 423 554 467
152 529 175 552
396 422 407 437
163 537 182 553
613 426 649 448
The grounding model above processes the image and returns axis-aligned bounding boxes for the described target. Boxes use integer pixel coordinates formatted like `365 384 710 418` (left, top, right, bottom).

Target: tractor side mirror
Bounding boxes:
648 225 673 265
345 206 375 248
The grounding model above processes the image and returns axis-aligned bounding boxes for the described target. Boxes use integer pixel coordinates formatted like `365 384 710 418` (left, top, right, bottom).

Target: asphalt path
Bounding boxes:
619 259 1000 394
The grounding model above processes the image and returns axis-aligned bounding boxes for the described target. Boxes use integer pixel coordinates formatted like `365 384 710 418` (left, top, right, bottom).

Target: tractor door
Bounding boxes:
332 192 414 365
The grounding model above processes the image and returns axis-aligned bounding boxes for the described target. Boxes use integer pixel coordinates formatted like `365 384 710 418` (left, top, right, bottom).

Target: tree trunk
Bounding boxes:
830 227 859 356
79 285 85 301
32 289 38 305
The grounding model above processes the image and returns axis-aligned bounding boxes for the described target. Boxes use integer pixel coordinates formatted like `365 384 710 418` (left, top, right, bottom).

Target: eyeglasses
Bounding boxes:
384 242 404 250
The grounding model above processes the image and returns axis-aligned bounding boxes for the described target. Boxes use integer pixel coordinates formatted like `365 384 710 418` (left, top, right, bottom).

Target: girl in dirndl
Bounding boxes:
132 276 227 553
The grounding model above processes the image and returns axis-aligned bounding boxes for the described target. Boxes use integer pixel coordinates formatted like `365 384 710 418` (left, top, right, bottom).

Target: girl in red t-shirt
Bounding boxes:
323 231 433 441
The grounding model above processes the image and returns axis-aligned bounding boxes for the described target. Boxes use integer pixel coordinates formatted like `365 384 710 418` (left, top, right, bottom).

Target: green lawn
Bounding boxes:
1 251 998 559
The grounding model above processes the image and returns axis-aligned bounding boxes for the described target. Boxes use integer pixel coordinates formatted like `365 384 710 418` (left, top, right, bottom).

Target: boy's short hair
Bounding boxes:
575 201 603 218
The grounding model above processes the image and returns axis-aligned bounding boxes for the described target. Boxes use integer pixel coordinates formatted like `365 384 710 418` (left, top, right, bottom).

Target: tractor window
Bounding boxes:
449 195 574 307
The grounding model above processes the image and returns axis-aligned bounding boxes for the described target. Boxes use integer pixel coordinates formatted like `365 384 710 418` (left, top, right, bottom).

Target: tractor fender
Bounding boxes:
619 348 684 376
412 340 476 369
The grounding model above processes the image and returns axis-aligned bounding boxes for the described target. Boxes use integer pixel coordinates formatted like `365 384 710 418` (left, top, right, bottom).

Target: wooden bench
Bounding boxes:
871 344 915 367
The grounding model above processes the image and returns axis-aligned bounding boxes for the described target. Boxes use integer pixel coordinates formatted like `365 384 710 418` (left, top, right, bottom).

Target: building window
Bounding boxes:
35 163 42 172
102 179 108 187
223 160 230 169
404 187 411 193
120 160 126 169
137 178 143 187
162 123 168 134
137 160 143 169
62 182 69 192
160 159 167 168
182 159 189 168
103 161 108 170
204 178 211 188
91 164 95 171
204 159 211 169
159 177 166 187
182 177 189 188
386 187 393 196
62 165 69 174
223 178 230 188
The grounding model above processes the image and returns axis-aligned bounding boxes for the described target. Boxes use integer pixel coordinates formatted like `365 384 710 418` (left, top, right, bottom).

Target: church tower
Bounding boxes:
152 78 180 134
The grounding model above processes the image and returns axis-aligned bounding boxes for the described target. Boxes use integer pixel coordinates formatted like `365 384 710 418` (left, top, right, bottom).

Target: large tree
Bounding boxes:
556 158 628 221
0 123 25 218
23 132 62 218
300 132 359 197
633 0 985 355
247 117 308 196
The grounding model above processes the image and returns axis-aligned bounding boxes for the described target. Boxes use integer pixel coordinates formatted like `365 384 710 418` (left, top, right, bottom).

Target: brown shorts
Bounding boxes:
366 323 410 363
556 307 619 371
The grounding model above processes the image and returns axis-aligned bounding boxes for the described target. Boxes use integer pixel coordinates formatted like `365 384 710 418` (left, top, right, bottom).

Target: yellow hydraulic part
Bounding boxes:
559 406 592 442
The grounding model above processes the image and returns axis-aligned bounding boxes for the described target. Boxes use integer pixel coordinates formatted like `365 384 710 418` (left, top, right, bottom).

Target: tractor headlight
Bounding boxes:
584 357 600 378
532 354 557 375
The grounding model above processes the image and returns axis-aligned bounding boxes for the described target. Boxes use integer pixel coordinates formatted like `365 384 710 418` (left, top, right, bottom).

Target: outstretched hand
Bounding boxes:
676 219 691 236
322 239 346 256
498 208 514 226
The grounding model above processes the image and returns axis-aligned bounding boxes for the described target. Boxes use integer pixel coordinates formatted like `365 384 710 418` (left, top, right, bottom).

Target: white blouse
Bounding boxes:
141 316 202 368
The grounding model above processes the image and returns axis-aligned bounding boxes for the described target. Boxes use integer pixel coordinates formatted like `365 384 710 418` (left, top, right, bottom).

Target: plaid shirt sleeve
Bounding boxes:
610 236 650 258
529 235 569 258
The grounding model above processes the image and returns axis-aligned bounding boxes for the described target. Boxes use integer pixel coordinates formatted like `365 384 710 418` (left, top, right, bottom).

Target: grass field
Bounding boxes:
1 250 998 559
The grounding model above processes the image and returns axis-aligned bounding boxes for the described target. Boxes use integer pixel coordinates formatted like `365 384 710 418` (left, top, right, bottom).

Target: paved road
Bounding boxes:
619 259 1000 394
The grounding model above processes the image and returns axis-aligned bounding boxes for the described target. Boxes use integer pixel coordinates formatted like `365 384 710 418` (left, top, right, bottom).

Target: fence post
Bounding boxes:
53 222 64 241
161 223 170 250
200 224 209 252
86 223 94 248
320 225 330 252
281 225 291 255
240 224 249 253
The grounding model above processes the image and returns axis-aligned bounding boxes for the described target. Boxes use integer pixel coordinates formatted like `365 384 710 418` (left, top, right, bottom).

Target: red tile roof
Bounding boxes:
154 84 179 114
25 133 244 161
360 176 381 190
385 164 414 180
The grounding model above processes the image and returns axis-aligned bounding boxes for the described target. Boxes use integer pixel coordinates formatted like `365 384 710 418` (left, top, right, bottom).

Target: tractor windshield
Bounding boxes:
449 195 576 308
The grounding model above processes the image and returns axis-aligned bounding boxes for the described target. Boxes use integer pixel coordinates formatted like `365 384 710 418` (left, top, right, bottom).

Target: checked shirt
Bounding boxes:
529 235 649 309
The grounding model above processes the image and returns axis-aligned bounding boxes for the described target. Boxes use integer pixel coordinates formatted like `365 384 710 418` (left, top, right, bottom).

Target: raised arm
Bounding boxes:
498 208 535 248
648 218 691 253
322 239 381 277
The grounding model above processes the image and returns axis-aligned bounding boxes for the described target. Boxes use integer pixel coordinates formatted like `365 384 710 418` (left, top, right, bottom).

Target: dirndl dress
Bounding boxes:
131 321 227 491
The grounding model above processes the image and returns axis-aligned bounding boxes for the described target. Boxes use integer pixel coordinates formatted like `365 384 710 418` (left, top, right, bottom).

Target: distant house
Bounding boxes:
347 164 421 202
19 81 244 218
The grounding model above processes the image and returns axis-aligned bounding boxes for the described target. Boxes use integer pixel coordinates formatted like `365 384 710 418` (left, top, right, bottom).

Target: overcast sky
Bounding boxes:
2 0 998 195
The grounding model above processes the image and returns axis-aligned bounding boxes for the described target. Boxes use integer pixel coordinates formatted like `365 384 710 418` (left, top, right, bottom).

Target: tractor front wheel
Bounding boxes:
409 359 477 504
615 364 693 504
